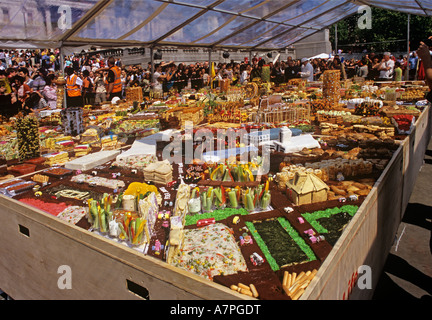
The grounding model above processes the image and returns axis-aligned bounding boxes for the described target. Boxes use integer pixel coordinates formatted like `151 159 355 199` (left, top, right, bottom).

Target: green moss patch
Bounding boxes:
301 205 358 246
185 207 249 226
246 217 317 271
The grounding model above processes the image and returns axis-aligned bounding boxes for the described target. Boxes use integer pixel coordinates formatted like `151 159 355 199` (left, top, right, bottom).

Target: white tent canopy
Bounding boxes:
309 53 331 60
0 0 431 51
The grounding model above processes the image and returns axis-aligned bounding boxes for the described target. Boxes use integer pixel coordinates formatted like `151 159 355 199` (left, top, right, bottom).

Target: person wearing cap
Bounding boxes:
299 58 314 82
378 52 395 81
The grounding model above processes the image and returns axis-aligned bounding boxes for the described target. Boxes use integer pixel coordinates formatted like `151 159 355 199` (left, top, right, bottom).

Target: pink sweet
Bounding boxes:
19 198 69 216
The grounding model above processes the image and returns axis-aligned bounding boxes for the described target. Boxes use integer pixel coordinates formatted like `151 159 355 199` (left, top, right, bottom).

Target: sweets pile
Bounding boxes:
15 116 40 161
322 70 341 105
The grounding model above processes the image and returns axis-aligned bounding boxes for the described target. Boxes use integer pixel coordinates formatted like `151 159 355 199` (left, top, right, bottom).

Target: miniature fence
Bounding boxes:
262 103 311 124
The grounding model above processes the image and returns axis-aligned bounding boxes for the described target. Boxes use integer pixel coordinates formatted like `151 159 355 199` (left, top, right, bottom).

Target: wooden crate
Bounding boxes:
0 105 430 300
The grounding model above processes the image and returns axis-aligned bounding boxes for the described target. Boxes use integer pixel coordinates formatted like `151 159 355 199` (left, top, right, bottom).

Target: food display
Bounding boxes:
1 73 429 300
15 116 40 161
322 70 341 105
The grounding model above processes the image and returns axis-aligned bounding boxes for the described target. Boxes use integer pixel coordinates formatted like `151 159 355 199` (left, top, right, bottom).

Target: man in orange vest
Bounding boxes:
65 66 83 108
97 56 122 101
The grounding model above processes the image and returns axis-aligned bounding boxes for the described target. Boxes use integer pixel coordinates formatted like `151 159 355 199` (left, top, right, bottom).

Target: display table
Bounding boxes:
0 105 430 300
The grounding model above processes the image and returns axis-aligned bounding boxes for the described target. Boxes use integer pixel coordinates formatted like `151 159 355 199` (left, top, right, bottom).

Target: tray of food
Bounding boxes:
24 157 47 165
43 167 74 178
7 164 37 175
4 181 36 196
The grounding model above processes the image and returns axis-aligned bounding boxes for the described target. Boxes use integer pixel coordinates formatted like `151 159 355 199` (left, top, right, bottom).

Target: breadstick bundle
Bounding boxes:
230 282 259 298
282 269 317 300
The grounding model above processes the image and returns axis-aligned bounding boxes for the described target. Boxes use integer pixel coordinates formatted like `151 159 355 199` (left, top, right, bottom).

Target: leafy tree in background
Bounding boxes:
330 7 432 54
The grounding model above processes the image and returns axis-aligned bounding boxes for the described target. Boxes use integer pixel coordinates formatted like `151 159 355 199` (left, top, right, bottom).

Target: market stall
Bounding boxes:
1 0 432 301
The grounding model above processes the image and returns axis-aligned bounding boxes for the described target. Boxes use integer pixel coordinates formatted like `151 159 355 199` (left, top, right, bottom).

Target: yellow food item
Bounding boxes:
124 182 159 197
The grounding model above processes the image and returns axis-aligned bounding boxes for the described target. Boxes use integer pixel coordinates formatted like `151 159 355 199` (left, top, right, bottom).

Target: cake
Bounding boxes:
170 223 248 281
57 206 88 225
44 151 70 166
71 174 125 190
143 160 173 185
111 154 157 170
55 139 75 151
101 135 118 150
65 150 120 171
80 128 101 147
74 144 91 157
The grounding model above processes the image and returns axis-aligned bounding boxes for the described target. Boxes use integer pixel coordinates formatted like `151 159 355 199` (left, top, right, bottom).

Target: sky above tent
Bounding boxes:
0 0 430 50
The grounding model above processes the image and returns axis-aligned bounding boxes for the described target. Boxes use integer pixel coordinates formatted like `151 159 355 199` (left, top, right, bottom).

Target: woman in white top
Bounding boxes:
240 65 251 84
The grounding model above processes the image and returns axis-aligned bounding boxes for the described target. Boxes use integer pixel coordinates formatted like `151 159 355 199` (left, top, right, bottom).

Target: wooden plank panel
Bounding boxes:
0 196 247 300
402 105 431 214
302 146 404 300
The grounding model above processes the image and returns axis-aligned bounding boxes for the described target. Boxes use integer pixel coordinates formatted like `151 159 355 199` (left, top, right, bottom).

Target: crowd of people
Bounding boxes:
0 44 430 119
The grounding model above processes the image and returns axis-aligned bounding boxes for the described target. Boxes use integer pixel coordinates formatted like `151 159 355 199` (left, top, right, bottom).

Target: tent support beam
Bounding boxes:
60 0 115 43
150 0 226 46
251 0 354 50
210 0 303 47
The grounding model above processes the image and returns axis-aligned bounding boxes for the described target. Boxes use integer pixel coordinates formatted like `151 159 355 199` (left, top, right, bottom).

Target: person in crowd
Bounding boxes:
202 67 210 87
299 58 314 82
356 56 369 78
330 56 347 80
367 56 381 81
378 52 395 81
163 64 175 92
140 72 151 97
65 66 83 108
417 37 432 100
284 58 301 82
344 59 356 78
409 51 419 80
41 74 58 109
31 68 47 92
14 75 32 103
23 91 49 115
271 61 284 85
151 64 165 95
81 69 94 105
394 61 403 81
121 69 128 98
94 71 107 105
97 56 122 101
240 64 251 84
0 69 12 95
250 60 262 80
18 67 33 88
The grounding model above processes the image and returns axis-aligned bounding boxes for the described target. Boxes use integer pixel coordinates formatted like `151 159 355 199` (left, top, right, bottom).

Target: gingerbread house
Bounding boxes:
286 171 329 205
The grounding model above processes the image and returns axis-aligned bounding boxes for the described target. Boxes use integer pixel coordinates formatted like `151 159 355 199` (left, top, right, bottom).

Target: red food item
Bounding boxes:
19 198 69 216
24 157 46 165
43 167 73 177
8 164 37 175
197 218 215 227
